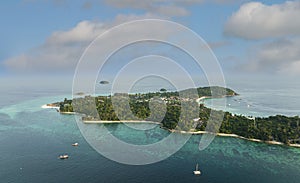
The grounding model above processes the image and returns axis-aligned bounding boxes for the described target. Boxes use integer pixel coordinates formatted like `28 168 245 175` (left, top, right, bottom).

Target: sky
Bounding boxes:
1 0 300 89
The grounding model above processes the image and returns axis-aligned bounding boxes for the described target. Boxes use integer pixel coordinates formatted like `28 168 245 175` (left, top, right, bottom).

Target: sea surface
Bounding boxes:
0 80 300 183
205 79 300 117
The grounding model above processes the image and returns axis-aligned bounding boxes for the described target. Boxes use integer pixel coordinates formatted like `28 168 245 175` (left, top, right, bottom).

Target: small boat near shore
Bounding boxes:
72 143 79 146
59 154 69 159
193 163 201 175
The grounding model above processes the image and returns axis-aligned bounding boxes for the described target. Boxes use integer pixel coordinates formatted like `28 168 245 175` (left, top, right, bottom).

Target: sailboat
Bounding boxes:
193 163 201 175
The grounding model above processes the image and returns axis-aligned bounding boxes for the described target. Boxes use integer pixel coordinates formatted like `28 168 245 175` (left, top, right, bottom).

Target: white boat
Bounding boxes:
72 143 79 146
59 154 69 159
193 163 201 175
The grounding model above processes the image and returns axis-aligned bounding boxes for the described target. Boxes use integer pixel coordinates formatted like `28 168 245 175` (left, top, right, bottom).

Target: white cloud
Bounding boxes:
154 5 190 17
46 21 105 45
104 0 239 17
104 0 190 17
4 20 106 73
224 1 300 39
278 60 300 75
3 14 155 73
24 0 240 18
241 38 300 75
3 14 177 74
207 41 231 49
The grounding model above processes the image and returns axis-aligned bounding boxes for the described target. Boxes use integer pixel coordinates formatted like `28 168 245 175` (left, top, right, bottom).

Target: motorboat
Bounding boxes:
59 154 69 159
72 143 79 146
193 163 201 175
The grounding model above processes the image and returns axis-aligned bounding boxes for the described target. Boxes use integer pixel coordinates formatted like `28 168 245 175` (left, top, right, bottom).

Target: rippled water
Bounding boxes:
204 80 300 117
0 80 300 183
0 97 299 182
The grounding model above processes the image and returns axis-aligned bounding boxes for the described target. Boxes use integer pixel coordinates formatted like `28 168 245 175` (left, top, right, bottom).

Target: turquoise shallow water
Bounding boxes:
0 94 300 183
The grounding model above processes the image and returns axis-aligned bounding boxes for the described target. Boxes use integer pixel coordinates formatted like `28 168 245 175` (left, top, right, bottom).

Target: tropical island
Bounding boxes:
49 86 300 147
99 80 110 84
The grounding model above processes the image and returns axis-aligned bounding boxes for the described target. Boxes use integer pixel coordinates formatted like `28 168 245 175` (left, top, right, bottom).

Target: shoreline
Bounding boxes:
165 129 299 148
196 96 209 103
42 102 300 149
41 104 59 110
60 112 77 115
196 94 236 103
82 120 161 125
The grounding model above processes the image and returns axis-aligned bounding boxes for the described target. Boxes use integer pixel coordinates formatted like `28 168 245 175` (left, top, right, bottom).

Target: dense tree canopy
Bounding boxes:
55 87 299 145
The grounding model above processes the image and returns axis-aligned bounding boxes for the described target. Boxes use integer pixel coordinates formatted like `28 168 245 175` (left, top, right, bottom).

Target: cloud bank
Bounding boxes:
240 38 300 75
3 14 173 74
4 20 105 73
10 8 162 73
104 0 239 17
225 1 300 39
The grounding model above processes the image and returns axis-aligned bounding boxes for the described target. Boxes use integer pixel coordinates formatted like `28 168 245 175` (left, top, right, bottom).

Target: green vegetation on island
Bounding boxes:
99 80 109 84
53 86 300 146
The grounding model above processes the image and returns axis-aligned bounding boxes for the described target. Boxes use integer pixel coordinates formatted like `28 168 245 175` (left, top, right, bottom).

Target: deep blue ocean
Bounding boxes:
0 79 300 183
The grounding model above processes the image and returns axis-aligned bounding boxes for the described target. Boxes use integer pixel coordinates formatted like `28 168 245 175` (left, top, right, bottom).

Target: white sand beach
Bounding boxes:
41 104 59 110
